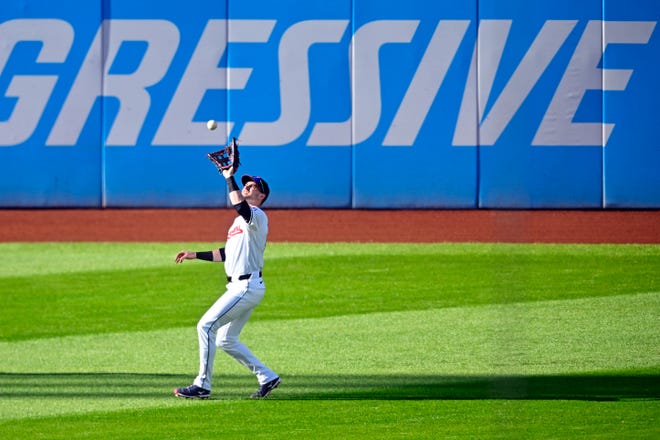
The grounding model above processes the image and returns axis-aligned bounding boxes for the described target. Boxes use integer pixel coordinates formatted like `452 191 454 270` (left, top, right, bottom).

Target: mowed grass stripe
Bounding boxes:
1 243 659 341
1 292 657 421
3 242 658 278
3 399 659 440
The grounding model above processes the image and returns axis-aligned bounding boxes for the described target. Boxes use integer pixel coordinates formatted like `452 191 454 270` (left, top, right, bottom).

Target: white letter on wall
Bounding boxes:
309 20 418 146
534 20 656 146
48 19 179 146
240 20 348 146
0 19 73 146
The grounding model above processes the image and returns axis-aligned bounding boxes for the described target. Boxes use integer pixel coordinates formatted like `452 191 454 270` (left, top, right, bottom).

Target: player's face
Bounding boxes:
243 182 261 195
242 182 265 204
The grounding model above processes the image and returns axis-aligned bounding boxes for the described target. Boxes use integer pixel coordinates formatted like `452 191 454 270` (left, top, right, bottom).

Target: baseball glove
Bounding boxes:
207 137 240 172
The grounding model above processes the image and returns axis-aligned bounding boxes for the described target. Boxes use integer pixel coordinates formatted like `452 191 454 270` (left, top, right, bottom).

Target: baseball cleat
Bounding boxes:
173 384 210 399
250 376 281 398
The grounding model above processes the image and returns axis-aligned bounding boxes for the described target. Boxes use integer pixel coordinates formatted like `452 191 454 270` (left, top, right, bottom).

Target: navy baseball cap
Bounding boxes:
242 175 270 203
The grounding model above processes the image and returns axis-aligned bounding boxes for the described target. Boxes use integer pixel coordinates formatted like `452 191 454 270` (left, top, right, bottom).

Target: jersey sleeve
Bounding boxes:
233 200 252 223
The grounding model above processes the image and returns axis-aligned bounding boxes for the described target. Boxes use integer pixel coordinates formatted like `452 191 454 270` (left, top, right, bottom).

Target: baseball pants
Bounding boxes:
193 276 278 391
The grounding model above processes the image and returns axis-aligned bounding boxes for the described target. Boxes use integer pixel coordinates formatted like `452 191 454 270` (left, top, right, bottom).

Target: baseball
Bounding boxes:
206 119 218 131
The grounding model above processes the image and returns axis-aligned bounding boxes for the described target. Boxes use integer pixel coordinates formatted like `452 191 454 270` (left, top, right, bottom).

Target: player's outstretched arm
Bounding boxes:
175 249 225 263
175 250 195 263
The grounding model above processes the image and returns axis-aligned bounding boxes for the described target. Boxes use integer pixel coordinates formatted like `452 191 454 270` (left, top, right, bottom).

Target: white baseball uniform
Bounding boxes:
193 205 278 391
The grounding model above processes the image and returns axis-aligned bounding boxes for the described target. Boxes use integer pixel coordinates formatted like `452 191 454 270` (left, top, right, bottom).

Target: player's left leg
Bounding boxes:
216 308 279 386
216 278 280 397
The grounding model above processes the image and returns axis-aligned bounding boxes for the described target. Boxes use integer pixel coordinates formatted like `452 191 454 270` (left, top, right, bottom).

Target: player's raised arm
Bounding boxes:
222 167 244 206
222 168 252 225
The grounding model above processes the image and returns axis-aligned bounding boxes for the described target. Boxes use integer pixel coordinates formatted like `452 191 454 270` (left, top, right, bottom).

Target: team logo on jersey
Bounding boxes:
227 225 244 239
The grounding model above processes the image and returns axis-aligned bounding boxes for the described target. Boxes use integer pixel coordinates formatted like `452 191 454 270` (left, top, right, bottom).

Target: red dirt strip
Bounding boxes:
0 209 658 243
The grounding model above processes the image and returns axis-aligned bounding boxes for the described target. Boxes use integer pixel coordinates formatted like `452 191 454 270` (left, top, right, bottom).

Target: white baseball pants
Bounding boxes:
193 276 278 391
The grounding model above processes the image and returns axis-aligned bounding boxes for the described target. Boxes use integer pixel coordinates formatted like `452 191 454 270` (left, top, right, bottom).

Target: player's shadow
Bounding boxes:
0 372 658 401
281 374 660 401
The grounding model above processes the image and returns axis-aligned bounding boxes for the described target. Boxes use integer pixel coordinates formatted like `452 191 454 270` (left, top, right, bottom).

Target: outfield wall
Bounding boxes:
0 0 658 208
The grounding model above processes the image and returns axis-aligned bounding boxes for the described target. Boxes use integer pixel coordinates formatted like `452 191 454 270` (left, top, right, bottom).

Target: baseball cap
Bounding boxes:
242 175 270 203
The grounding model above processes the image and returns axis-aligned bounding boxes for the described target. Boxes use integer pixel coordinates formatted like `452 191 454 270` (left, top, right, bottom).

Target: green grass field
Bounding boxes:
0 242 658 438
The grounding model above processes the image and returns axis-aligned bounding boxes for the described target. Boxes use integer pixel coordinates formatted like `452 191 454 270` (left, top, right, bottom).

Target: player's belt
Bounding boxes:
227 271 262 282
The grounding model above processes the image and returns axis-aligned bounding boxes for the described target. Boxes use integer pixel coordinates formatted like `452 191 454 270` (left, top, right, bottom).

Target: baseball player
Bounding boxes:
173 165 280 399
